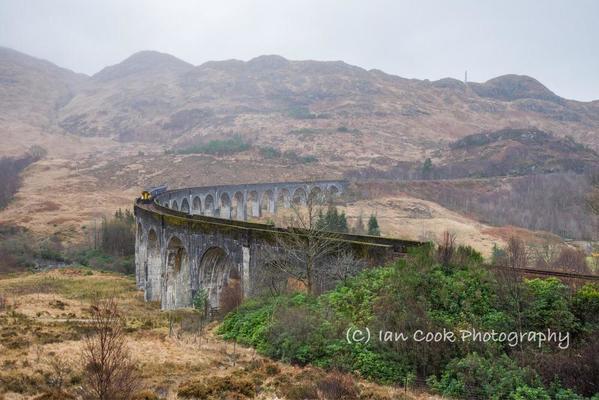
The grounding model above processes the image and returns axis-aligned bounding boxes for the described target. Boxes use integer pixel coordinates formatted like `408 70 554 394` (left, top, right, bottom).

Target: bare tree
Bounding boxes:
46 355 73 392
264 192 344 295
552 247 591 274
530 242 559 270
323 251 365 284
80 298 140 400
496 237 529 357
436 231 456 269
506 236 528 270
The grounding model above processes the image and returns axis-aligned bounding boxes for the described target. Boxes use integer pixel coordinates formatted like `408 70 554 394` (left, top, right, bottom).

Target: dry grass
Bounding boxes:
0 270 440 400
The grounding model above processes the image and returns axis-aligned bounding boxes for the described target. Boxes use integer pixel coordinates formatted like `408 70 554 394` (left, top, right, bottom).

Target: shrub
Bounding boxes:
177 135 250 155
428 353 541 399
288 106 317 119
0 224 36 271
527 337 599 397
436 231 456 268
80 298 140 400
0 371 44 394
510 385 550 400
455 245 484 264
131 390 161 400
259 146 282 159
571 283 599 329
220 247 594 398
524 278 578 332
101 209 135 257
278 382 318 400
33 390 76 400
552 248 590 273
177 375 256 399
282 150 318 164
218 276 242 316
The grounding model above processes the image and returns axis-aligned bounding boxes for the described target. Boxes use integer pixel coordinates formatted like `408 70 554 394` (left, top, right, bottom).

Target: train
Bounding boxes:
140 184 167 202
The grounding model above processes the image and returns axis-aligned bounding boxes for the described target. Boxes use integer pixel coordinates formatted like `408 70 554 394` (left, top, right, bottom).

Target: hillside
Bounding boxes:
444 128 599 177
1 47 599 163
0 47 85 128
347 128 599 180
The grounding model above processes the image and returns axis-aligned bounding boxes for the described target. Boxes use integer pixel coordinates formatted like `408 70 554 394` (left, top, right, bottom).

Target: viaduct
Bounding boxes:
134 180 422 312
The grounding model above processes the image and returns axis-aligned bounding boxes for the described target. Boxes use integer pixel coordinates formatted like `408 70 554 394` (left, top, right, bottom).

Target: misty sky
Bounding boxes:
1 0 598 101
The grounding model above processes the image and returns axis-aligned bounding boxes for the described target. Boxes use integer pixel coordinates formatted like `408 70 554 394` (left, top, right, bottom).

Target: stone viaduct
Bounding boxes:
134 180 422 312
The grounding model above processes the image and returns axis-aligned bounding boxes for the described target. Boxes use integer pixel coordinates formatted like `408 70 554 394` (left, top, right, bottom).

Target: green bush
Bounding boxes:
428 353 541 399
571 283 599 329
510 385 551 400
259 146 281 159
282 150 318 164
219 245 596 398
288 106 317 119
177 135 250 155
524 278 578 332
455 245 484 264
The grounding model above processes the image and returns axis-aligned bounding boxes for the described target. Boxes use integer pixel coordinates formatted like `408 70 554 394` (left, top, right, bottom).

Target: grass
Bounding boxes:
0 268 135 301
0 270 435 399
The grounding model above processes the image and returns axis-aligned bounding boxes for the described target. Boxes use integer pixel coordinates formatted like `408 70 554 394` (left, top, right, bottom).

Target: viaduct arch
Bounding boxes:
135 180 422 311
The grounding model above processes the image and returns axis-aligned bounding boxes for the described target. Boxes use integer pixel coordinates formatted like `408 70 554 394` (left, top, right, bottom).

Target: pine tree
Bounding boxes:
316 206 349 233
368 214 381 236
353 211 366 234
422 157 433 179
338 210 348 233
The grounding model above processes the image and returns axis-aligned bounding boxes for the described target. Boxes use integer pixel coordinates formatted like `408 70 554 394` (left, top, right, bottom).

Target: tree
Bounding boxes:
192 289 209 344
264 194 343 295
353 211 366 234
324 251 365 285
496 237 528 357
367 214 380 236
316 206 349 233
586 173 599 240
422 157 433 179
436 231 456 270
101 209 135 257
80 298 140 400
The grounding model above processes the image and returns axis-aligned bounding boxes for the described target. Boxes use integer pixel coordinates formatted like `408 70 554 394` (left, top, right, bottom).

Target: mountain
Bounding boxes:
92 50 194 82
1 47 599 160
0 46 86 127
468 74 562 103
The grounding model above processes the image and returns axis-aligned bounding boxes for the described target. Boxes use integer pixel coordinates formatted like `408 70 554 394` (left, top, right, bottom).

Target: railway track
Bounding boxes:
492 266 599 281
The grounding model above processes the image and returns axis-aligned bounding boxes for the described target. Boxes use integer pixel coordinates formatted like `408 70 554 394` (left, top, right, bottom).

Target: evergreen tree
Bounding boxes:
422 157 433 179
316 206 349 233
353 211 366 234
338 210 348 233
368 214 381 236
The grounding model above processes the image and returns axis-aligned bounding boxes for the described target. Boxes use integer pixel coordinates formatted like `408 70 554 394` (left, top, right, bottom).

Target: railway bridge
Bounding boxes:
134 180 422 311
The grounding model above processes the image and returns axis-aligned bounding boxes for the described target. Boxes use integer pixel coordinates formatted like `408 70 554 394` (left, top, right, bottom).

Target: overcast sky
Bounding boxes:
1 0 597 101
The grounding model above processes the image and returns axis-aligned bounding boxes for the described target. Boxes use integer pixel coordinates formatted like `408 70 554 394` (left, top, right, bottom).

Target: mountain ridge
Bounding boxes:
1 46 599 161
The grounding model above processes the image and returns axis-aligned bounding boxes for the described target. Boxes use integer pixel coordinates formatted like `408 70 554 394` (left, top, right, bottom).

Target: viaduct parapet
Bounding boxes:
154 180 346 220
